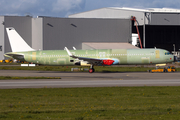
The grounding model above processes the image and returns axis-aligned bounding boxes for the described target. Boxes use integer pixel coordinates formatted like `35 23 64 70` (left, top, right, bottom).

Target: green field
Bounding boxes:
0 64 180 119
1 65 180 72
0 87 180 120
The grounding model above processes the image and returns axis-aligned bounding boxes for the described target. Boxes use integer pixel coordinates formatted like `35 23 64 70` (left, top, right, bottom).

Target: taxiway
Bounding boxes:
0 70 180 89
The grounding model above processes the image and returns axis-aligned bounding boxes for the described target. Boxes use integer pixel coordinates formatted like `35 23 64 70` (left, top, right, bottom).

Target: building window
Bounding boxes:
0 46 2 51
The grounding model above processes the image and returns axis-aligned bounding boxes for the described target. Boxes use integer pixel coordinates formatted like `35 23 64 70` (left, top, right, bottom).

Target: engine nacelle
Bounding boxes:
75 61 91 66
112 59 119 65
102 58 119 65
103 60 115 65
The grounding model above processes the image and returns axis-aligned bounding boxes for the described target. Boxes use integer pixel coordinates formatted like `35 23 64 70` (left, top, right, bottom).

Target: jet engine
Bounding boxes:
102 60 114 65
75 61 91 66
102 59 119 65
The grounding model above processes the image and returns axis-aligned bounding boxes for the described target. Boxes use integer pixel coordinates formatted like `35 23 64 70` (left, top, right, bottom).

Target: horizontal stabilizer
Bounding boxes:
6 27 35 52
4 52 25 61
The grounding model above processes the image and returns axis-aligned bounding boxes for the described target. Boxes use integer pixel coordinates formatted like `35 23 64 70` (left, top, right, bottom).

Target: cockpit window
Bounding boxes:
165 52 171 55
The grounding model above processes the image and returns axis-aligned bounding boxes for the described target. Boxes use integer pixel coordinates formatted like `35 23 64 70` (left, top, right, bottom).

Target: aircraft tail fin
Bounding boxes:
6 27 35 52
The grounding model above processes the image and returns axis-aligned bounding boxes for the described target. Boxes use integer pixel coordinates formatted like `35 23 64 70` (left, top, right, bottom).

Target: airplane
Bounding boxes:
4 27 178 73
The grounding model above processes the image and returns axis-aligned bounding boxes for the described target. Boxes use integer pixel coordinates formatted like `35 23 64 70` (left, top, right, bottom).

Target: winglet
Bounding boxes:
65 47 73 56
73 47 77 50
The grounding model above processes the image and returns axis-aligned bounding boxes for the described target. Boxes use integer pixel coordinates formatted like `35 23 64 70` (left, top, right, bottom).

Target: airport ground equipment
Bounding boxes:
0 59 13 63
148 66 176 73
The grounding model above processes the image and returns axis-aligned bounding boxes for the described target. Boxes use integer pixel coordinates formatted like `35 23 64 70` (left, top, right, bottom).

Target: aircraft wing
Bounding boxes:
65 47 102 65
65 47 114 65
75 57 102 65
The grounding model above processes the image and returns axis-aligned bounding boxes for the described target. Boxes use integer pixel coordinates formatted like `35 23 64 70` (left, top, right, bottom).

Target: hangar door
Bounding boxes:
145 25 180 52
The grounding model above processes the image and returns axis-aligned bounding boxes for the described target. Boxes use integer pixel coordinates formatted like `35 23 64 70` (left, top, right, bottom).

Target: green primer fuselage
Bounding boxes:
8 48 174 66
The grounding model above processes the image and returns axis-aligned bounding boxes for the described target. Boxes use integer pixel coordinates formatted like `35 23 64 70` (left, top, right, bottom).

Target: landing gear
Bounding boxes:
89 68 95 73
89 65 95 73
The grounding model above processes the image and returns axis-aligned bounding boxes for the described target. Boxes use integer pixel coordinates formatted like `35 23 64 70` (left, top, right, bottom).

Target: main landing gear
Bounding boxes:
89 65 95 73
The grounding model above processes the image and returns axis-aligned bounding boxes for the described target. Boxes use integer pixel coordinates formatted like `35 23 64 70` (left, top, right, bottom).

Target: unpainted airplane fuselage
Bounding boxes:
6 48 174 66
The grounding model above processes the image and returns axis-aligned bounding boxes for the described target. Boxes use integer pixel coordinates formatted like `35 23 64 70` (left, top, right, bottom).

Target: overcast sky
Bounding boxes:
1 0 180 17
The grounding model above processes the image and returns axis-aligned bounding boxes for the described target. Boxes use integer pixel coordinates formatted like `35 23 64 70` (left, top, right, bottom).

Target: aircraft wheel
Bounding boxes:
89 68 95 73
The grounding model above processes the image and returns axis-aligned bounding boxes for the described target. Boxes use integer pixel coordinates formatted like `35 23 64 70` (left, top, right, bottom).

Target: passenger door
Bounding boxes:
155 50 160 59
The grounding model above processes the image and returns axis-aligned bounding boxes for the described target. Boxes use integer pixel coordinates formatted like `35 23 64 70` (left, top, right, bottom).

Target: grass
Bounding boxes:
1 62 180 72
1 65 180 72
0 76 61 80
0 87 180 119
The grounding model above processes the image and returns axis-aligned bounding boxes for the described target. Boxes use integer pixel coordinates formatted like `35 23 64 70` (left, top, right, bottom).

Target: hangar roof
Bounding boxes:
69 7 180 25
69 7 180 18
109 7 180 13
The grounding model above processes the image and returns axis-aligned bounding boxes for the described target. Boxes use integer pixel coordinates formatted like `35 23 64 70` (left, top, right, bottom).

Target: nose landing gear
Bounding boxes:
89 65 95 73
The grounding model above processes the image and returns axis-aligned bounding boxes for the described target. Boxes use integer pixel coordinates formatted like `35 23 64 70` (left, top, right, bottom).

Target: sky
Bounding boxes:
0 0 180 17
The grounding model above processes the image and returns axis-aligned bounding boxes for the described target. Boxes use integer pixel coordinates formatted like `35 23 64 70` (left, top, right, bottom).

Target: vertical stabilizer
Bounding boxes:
6 27 34 52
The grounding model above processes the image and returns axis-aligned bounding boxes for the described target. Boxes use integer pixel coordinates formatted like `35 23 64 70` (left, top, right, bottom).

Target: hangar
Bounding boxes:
0 16 132 60
1 7 180 60
69 7 180 54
